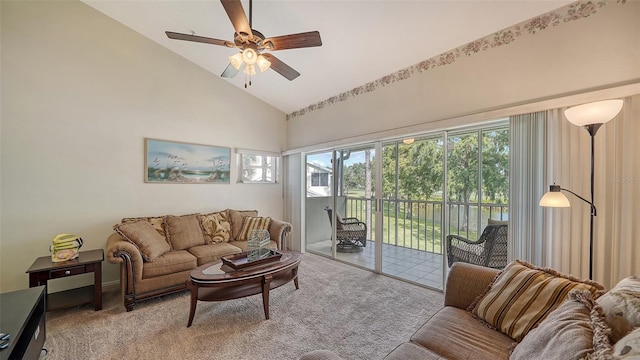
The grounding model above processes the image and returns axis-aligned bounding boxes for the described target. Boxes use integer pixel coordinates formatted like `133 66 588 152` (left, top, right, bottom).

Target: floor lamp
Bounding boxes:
539 99 623 279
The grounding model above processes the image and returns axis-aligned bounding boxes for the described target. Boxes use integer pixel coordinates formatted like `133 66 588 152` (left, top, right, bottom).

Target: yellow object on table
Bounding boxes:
50 234 83 262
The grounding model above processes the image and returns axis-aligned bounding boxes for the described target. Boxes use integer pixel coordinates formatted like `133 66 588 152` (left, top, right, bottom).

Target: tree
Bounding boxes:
447 134 479 231
482 129 509 202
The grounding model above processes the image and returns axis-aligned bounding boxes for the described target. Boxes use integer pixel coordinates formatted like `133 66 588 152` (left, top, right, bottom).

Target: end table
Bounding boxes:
26 249 104 311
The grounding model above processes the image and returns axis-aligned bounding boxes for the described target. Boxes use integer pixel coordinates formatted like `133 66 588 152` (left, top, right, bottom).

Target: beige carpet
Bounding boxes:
43 253 444 360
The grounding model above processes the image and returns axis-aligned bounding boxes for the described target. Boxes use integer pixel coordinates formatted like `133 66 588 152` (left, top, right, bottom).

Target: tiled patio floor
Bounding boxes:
306 240 445 290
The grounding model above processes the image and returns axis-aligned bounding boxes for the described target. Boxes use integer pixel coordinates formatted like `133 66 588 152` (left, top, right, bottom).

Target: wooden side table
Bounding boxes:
26 249 104 311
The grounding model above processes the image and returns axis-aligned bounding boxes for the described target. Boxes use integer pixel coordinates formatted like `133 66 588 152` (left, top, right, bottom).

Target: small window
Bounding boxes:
311 172 329 187
237 149 280 184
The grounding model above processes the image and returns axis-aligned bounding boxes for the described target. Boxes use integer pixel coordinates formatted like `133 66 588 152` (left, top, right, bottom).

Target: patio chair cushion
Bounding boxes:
470 260 605 341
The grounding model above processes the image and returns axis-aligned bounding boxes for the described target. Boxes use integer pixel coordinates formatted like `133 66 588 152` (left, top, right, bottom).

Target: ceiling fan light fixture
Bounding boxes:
256 55 271 72
244 64 256 75
242 48 258 65
228 52 244 70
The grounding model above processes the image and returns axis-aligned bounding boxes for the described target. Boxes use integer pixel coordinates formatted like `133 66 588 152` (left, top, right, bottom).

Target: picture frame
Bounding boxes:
144 138 231 184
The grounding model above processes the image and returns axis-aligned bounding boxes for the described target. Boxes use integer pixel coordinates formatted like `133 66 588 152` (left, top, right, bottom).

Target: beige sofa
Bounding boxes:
301 260 640 360
106 209 291 311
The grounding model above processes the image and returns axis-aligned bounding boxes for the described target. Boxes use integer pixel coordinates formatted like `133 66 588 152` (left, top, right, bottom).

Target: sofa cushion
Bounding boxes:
384 342 447 360
237 216 272 241
198 210 232 244
188 243 243 266
165 214 206 250
470 260 604 341
228 209 258 240
613 327 640 358
510 289 612 360
597 276 640 343
141 250 197 278
411 306 513 360
114 220 170 262
121 216 167 240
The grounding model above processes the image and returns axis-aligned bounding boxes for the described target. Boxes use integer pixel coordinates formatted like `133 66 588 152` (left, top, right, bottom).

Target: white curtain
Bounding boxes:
508 111 547 265
536 96 639 288
283 153 303 252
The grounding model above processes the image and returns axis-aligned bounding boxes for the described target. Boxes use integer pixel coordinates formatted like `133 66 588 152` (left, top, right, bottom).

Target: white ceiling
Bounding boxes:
83 0 572 114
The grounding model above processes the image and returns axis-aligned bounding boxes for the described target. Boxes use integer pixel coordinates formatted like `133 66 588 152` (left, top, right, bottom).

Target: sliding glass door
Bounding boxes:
303 122 509 291
380 136 445 289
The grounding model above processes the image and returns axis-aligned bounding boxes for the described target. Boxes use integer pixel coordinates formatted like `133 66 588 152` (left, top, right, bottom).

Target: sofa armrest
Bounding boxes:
269 218 292 250
106 233 144 287
444 262 500 310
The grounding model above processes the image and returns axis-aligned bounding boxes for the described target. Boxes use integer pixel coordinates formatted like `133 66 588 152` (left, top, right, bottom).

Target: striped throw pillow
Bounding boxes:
237 216 272 241
471 260 605 342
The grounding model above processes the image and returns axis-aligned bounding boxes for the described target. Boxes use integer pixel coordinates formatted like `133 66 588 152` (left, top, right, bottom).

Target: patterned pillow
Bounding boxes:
237 216 272 241
198 211 231 244
470 260 605 342
613 327 640 359
228 209 259 240
510 289 612 360
114 220 170 262
121 216 166 240
597 276 640 343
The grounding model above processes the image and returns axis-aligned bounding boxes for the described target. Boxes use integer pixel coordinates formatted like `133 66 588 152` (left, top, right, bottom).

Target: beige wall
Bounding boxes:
287 2 640 150
0 1 286 292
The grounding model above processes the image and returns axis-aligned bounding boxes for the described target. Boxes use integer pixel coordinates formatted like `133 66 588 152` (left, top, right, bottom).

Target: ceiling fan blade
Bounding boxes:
221 63 240 78
261 53 300 81
220 0 252 38
166 31 233 47
263 31 322 51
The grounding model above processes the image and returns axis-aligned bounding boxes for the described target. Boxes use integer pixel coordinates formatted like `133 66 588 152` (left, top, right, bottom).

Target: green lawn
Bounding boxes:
345 199 481 254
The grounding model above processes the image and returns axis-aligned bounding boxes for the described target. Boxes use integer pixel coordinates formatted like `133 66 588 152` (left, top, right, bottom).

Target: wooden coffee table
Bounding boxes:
187 250 301 327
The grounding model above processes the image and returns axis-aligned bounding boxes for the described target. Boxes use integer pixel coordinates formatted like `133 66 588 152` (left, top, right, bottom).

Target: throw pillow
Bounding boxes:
597 276 640 343
237 216 272 241
510 289 612 360
114 220 170 262
198 210 231 244
165 214 206 250
470 260 605 342
228 209 259 240
613 327 640 359
121 216 166 239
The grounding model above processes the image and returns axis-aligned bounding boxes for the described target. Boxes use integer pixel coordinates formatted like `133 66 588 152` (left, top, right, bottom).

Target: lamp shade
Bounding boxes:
243 64 256 75
228 52 244 70
242 48 258 65
564 99 623 126
539 185 570 207
256 55 271 72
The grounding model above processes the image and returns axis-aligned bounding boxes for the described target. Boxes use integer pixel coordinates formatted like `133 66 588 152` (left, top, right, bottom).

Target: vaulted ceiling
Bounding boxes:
83 0 572 114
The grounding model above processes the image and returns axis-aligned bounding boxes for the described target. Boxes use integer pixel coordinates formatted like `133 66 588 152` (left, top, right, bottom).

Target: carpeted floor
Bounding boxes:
43 253 444 360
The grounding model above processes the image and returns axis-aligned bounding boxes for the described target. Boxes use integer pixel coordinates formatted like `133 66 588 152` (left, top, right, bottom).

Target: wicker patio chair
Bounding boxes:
446 224 508 269
324 207 367 252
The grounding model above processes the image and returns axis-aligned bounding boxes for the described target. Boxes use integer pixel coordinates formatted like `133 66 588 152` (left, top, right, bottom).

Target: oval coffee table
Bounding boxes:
187 250 301 327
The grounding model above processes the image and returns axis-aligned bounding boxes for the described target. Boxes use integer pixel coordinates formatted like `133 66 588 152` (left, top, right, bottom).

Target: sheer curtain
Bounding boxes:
508 111 547 265
512 96 639 288
282 153 303 251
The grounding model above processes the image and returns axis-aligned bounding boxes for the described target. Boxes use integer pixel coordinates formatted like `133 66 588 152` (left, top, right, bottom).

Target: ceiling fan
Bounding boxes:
166 0 322 86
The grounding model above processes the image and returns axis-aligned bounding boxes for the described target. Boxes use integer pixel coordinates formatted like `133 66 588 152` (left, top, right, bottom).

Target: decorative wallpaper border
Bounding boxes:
286 0 626 121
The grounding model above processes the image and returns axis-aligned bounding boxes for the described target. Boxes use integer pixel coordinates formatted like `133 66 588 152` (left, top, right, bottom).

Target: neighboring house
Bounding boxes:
306 162 332 197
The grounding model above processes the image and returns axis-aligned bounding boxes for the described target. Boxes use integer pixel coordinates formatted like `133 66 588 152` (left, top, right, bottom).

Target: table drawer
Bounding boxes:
49 265 86 279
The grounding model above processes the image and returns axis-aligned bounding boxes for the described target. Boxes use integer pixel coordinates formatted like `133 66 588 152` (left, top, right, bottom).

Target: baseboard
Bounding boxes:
102 280 120 292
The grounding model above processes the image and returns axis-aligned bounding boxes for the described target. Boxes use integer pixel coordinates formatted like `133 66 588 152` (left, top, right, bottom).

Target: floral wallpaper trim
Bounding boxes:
286 0 626 121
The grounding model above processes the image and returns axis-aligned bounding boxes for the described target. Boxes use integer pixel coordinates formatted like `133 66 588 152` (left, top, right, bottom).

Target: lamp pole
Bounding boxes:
584 124 602 280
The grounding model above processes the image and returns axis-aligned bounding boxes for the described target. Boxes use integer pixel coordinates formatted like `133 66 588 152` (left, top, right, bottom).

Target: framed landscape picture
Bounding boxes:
144 138 231 184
